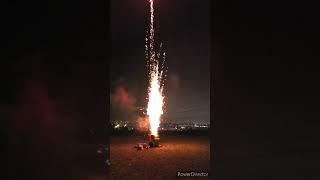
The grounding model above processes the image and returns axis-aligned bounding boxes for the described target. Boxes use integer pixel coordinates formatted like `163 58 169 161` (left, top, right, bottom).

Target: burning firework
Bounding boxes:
145 0 167 137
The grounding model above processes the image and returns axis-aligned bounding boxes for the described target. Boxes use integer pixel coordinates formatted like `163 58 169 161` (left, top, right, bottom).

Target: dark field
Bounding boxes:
109 135 210 179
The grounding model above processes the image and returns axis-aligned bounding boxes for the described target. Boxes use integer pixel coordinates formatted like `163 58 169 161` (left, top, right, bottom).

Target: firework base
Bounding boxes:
149 135 160 148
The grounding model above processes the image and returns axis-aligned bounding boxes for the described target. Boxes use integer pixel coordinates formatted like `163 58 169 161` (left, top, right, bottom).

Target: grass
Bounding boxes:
109 135 210 179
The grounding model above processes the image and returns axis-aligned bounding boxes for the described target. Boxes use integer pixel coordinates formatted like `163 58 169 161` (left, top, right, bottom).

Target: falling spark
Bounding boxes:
146 0 166 137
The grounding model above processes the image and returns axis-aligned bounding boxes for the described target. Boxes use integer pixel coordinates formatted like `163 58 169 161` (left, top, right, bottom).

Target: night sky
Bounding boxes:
110 0 210 125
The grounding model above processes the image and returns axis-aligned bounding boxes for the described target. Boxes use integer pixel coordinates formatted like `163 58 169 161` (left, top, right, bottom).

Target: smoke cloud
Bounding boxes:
136 116 150 132
111 85 150 131
111 86 136 112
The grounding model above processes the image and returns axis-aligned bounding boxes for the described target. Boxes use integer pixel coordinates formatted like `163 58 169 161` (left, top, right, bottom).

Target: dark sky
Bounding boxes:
3 0 107 127
212 0 320 178
110 0 210 124
2 1 108 179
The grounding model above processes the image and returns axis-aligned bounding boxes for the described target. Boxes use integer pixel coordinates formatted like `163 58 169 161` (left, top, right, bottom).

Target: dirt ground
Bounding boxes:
108 135 210 180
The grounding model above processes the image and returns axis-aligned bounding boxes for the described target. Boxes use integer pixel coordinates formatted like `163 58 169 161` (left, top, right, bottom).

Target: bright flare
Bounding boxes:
146 0 166 137
147 70 163 136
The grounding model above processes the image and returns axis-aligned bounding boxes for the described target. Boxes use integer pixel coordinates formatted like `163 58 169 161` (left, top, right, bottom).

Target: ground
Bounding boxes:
109 135 210 179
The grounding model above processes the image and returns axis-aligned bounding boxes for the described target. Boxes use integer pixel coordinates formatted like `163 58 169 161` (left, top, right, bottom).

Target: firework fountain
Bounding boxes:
145 0 167 147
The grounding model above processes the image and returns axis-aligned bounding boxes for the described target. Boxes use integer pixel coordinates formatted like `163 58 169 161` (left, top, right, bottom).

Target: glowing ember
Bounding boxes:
146 0 167 137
